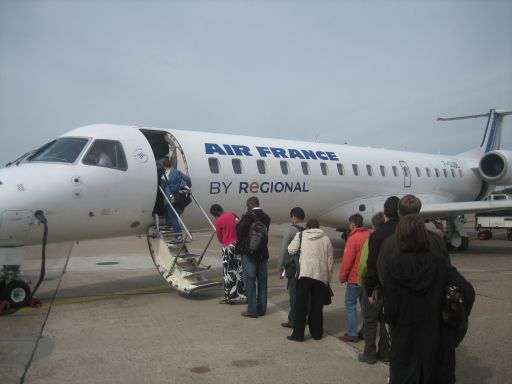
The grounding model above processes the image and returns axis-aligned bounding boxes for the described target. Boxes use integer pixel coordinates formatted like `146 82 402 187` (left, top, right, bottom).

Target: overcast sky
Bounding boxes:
1 0 511 166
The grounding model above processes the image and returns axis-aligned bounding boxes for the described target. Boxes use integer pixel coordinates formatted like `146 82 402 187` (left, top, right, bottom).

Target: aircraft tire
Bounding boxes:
458 236 469 251
478 231 488 240
0 279 32 309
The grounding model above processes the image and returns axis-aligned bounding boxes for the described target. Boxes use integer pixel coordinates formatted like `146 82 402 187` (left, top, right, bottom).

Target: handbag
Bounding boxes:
323 283 334 306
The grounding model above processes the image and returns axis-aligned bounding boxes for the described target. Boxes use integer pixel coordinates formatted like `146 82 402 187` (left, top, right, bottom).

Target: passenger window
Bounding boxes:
83 139 127 170
443 169 448 178
208 158 220 174
337 163 344 176
392 166 398 177
403 167 410 177
415 167 421 177
257 159 267 174
426 168 431 177
232 158 243 174
320 162 328 175
30 137 89 163
435 168 440 177
301 161 310 175
280 160 289 175
451 169 456 177
352 164 359 176
366 165 373 176
380 165 386 176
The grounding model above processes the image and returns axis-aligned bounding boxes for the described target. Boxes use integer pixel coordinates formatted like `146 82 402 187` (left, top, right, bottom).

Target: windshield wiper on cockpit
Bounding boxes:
5 151 33 167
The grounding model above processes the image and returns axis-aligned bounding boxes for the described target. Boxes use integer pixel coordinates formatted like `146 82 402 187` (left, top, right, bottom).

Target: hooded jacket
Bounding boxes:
339 227 369 284
384 250 449 383
288 228 333 285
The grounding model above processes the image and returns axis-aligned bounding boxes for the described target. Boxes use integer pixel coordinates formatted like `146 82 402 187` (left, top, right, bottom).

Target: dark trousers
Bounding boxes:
292 277 325 340
287 279 297 326
361 285 390 357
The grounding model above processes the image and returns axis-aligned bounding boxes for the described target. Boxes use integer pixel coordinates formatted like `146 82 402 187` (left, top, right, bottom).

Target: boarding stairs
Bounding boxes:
146 188 222 294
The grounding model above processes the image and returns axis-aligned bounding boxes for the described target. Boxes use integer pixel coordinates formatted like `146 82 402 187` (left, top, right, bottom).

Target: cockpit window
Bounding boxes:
29 138 89 163
83 139 127 170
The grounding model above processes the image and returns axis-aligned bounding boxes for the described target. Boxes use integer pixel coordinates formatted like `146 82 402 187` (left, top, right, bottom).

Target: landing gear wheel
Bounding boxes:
478 230 492 240
458 236 469 251
1 280 32 309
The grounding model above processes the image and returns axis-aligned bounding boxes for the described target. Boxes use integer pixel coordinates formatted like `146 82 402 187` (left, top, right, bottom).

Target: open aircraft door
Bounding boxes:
399 161 411 188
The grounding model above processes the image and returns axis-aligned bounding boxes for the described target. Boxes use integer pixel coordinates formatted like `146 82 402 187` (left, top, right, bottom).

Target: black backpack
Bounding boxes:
441 268 475 347
247 212 268 254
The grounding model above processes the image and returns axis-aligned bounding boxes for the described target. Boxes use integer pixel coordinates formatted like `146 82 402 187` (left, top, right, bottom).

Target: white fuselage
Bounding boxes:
0 124 483 246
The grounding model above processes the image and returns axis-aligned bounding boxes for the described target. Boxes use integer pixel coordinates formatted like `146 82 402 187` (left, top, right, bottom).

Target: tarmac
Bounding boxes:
1 220 512 384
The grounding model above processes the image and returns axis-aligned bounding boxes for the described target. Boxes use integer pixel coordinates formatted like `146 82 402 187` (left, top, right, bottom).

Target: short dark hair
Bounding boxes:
349 213 364 228
306 219 320 229
246 196 260 209
371 212 385 230
290 207 305 221
399 194 422 216
395 214 430 253
163 159 172 168
209 204 223 217
384 196 399 218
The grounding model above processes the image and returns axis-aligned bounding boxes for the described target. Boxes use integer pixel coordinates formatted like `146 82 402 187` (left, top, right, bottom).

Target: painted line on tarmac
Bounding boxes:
18 266 282 311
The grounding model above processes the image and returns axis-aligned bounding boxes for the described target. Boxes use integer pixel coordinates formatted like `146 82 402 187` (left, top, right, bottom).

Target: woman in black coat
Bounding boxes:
384 215 451 384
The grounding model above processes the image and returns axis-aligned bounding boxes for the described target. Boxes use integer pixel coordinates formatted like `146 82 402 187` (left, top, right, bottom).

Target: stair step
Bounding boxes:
184 280 223 293
177 253 200 260
181 265 210 277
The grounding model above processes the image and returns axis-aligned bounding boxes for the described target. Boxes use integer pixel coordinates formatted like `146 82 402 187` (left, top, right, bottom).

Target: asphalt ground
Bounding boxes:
1 219 511 384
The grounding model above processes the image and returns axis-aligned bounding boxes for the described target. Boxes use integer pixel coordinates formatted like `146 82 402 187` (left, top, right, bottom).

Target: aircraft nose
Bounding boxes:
0 167 37 246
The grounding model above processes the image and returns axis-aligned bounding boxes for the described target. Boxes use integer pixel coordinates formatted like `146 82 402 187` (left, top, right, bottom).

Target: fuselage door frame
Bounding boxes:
399 160 411 188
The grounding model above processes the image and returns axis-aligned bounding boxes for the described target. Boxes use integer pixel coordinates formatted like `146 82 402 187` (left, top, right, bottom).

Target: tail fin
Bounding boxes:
438 108 512 153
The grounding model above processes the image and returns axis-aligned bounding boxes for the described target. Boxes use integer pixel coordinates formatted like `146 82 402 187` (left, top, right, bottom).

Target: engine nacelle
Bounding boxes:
479 150 512 185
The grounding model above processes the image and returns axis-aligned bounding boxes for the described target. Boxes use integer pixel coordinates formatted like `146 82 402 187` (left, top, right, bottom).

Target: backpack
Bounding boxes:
247 212 268 254
283 226 304 280
441 267 475 347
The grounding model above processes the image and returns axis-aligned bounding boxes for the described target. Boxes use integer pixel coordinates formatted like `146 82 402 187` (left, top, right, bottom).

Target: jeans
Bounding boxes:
165 203 181 232
345 283 361 337
241 255 268 315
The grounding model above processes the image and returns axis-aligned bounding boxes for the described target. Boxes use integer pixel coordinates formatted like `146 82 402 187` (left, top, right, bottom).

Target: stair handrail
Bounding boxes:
189 191 216 231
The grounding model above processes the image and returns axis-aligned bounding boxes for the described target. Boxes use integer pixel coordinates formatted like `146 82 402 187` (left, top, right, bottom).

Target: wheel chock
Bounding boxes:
28 297 42 308
0 300 10 315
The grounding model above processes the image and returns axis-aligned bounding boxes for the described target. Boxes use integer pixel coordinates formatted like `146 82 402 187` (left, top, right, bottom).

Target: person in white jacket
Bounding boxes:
286 219 334 342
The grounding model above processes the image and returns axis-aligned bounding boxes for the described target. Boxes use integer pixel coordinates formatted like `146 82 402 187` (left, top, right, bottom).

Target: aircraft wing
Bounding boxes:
421 200 512 218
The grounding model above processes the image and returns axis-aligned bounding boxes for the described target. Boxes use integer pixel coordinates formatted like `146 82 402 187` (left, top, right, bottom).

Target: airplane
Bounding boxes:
0 108 511 312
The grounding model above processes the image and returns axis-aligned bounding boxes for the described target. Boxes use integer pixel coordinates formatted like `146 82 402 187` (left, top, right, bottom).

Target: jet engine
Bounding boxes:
479 150 512 185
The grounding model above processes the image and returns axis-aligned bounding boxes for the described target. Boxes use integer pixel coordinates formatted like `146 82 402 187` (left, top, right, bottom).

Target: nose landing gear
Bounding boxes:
0 267 32 315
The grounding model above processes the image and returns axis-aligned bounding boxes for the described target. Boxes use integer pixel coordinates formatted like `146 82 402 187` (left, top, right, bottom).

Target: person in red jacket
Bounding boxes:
338 213 369 342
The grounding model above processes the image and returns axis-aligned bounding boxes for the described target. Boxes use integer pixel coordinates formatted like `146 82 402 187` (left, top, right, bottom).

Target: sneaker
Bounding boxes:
281 322 293 329
358 353 378 364
170 235 183 244
338 333 360 343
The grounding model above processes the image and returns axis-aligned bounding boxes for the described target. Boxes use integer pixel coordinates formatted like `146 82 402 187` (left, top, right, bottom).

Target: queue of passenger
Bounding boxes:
207 194 474 384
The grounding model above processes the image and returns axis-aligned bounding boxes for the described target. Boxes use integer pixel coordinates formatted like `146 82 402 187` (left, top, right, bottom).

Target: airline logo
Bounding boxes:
205 143 339 161
210 181 309 195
